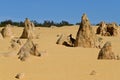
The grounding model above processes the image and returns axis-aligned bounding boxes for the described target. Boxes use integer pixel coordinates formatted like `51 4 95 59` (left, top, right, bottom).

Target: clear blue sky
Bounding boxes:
0 0 120 24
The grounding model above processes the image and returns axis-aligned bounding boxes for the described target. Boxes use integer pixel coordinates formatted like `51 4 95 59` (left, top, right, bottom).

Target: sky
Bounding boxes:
0 0 120 24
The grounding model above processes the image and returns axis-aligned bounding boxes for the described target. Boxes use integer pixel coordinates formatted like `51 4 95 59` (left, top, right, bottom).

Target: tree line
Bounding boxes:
0 20 74 27
0 19 119 27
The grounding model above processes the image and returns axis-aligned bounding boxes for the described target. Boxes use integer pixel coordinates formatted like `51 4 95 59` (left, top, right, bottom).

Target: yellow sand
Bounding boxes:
0 26 120 80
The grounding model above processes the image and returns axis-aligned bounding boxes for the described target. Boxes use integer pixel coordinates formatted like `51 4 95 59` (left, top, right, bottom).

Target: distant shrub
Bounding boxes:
76 22 80 25
0 19 73 27
0 20 24 27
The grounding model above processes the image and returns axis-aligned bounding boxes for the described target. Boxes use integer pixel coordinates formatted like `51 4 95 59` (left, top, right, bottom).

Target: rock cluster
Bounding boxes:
96 22 119 36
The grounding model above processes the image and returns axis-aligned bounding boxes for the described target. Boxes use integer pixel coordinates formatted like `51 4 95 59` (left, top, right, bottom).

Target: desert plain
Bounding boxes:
0 24 120 80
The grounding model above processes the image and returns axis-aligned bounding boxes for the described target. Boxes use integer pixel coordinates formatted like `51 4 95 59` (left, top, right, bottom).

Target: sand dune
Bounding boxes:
0 26 120 80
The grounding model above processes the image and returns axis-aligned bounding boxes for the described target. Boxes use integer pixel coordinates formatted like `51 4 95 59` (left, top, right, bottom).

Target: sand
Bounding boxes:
0 26 120 80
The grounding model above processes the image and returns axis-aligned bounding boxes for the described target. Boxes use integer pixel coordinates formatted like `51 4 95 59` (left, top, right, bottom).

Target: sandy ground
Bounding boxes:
0 26 120 80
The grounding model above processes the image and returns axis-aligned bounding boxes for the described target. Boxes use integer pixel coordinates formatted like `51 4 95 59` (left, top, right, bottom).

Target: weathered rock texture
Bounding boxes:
10 39 22 50
96 22 119 36
20 18 35 39
0 33 3 39
97 41 115 59
74 13 97 48
17 39 41 61
95 37 103 49
1 24 13 38
56 34 75 47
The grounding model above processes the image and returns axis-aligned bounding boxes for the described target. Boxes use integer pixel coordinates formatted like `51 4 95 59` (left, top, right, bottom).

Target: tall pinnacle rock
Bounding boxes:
74 13 96 48
20 18 35 39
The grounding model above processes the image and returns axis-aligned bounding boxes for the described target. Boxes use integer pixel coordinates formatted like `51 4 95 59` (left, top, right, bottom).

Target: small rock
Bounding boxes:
90 70 96 75
15 73 24 79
